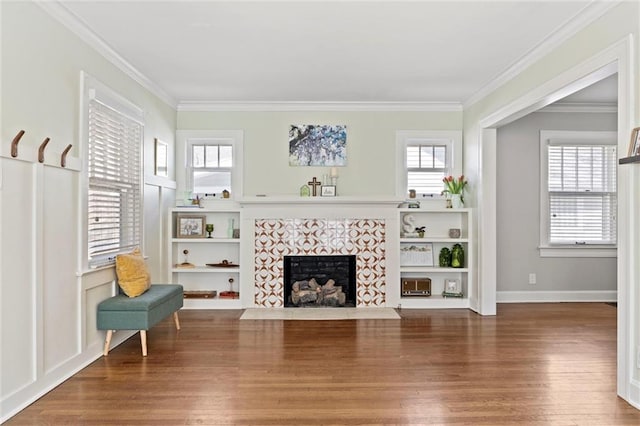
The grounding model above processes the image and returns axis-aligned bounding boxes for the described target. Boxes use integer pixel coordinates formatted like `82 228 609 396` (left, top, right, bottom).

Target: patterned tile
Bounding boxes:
254 219 386 307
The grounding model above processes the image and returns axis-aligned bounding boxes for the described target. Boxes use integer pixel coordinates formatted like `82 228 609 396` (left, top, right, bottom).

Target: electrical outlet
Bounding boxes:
528 273 537 285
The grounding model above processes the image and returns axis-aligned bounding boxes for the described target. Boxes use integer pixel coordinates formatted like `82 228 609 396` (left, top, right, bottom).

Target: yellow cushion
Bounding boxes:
115 248 151 297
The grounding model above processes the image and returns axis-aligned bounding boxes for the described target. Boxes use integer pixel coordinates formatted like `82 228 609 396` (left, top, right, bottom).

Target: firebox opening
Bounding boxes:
283 255 356 307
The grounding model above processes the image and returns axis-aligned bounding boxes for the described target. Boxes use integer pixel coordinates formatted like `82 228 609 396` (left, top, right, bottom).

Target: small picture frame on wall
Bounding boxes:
321 185 336 197
154 138 168 177
628 127 640 156
176 215 206 238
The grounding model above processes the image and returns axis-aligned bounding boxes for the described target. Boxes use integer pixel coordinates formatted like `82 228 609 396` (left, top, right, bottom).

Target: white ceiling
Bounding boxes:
55 0 614 106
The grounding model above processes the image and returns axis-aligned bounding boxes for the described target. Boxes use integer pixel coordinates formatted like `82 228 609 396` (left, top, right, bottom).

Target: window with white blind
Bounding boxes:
540 130 617 257
190 142 233 195
85 75 144 267
178 130 243 199
396 131 461 199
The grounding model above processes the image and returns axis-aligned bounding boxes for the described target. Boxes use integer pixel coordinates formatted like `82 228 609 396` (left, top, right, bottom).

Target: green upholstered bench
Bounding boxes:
97 284 183 356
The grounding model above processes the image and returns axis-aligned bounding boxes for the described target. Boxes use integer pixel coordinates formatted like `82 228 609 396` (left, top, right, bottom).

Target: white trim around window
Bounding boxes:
539 130 617 258
395 130 462 199
176 130 244 200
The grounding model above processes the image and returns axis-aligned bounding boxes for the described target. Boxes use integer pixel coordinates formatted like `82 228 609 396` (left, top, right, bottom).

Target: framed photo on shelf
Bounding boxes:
629 127 640 156
154 138 168 177
321 185 336 197
444 278 461 294
400 243 434 266
176 214 206 238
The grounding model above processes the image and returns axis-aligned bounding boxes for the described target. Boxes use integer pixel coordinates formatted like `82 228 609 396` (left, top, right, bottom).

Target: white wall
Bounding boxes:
177 110 462 197
462 1 639 408
0 2 176 421
496 111 617 297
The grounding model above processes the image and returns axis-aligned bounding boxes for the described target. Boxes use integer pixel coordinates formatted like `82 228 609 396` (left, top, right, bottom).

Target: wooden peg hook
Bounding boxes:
61 144 72 168
11 130 25 158
38 137 51 163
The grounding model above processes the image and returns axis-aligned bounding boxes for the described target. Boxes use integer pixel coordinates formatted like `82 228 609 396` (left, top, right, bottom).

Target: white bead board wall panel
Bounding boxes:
42 166 79 373
0 158 37 397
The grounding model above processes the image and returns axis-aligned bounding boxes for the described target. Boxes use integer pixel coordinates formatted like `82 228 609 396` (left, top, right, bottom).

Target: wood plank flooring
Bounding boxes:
6 303 640 425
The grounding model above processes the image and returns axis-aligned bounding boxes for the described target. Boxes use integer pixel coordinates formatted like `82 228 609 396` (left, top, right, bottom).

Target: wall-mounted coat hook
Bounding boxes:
61 144 72 168
11 130 25 158
38 137 51 163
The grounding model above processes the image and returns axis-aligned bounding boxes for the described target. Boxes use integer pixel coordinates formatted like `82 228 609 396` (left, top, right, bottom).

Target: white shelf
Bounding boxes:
172 266 240 273
400 266 468 273
172 238 240 243
182 298 242 309
169 208 243 309
397 208 472 309
400 238 469 243
399 295 470 309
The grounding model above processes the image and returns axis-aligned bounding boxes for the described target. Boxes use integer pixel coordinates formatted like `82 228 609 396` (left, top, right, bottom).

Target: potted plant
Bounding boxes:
442 175 468 208
415 226 426 238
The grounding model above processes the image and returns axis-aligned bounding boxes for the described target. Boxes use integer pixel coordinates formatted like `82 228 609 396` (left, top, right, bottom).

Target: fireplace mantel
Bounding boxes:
238 195 402 207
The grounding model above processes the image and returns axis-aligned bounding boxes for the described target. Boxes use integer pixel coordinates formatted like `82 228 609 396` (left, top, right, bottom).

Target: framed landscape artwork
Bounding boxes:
289 124 347 166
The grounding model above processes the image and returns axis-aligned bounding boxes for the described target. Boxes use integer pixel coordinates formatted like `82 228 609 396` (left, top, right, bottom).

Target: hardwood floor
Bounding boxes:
6 303 640 425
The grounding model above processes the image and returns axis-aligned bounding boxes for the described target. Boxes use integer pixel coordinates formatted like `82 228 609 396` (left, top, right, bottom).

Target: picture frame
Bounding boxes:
400 243 434 266
628 127 640 157
154 138 168 177
176 215 206 238
321 185 336 197
444 278 461 294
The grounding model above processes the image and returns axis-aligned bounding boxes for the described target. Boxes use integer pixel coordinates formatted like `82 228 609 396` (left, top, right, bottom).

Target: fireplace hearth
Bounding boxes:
283 255 356 307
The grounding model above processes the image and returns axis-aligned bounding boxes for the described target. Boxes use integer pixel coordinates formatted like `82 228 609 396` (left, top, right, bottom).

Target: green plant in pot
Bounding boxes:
451 243 465 268
439 247 451 267
415 226 426 238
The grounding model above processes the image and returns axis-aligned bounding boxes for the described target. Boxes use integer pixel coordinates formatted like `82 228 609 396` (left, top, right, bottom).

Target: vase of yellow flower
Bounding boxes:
442 175 467 208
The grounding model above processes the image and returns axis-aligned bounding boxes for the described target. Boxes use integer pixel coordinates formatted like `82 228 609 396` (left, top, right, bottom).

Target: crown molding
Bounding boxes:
463 1 620 109
177 101 463 112
537 102 617 114
36 1 177 109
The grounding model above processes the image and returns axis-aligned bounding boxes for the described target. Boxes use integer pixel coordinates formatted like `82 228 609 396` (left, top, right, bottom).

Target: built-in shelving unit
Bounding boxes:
398 207 472 309
168 207 242 309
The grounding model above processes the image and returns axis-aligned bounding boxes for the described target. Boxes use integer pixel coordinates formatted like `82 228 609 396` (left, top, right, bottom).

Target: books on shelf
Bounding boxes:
442 291 463 298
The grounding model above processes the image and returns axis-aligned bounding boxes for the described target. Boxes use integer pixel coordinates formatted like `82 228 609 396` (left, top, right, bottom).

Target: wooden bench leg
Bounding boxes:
140 330 147 357
173 311 181 330
103 330 113 356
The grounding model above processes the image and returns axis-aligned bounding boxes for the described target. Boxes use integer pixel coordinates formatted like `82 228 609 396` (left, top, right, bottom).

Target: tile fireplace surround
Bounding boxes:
254 218 386 307
241 197 401 308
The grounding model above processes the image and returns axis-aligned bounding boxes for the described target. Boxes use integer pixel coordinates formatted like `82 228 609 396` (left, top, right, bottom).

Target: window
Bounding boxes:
190 142 233 194
540 131 617 257
177 130 243 199
85 75 144 267
396 131 461 198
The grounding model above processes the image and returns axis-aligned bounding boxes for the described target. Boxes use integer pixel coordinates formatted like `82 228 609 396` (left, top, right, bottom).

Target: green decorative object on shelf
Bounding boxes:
300 184 310 197
439 247 451 267
451 243 465 268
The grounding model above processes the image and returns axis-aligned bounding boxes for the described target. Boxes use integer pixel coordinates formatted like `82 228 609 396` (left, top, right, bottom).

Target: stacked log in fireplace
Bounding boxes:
290 278 346 307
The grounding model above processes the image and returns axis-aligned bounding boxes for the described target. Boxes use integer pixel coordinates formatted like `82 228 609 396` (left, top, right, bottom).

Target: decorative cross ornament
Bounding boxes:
308 177 321 196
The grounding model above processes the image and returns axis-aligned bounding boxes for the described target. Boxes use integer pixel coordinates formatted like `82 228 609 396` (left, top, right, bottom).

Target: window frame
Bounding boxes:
81 72 145 269
395 130 462 199
176 130 243 200
539 130 617 258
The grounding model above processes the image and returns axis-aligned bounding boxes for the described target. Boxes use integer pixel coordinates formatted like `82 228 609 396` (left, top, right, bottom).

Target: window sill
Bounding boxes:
538 245 617 258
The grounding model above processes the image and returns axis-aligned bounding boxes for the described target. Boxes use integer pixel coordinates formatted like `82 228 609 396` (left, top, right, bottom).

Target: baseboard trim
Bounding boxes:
628 379 640 410
497 290 617 303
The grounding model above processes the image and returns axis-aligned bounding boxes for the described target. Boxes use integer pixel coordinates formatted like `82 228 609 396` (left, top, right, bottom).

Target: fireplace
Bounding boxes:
283 255 356 307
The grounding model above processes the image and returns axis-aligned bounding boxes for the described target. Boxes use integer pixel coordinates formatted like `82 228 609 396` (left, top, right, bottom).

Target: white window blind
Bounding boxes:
189 142 233 195
88 99 143 264
406 144 448 195
547 143 617 245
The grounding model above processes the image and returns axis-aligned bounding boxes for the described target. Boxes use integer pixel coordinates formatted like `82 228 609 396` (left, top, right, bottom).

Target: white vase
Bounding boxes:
451 194 463 209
